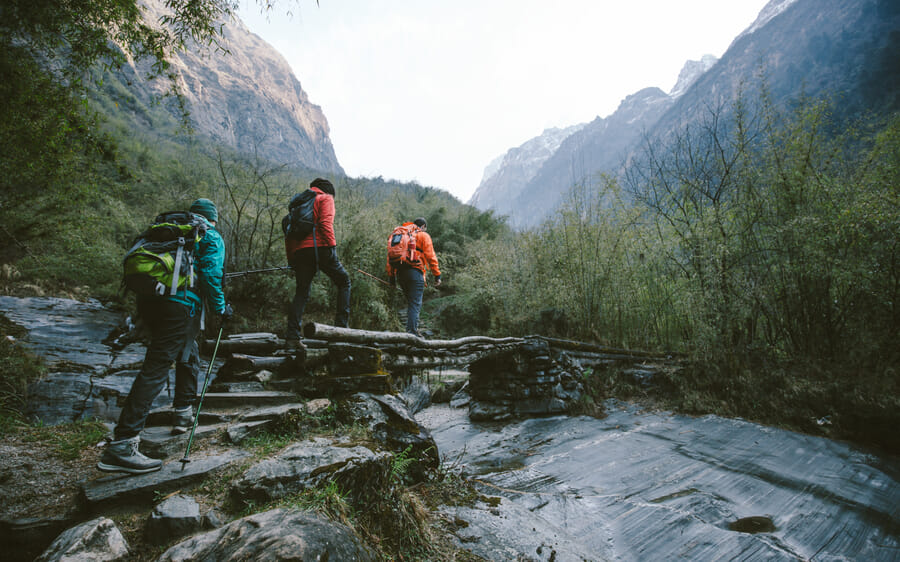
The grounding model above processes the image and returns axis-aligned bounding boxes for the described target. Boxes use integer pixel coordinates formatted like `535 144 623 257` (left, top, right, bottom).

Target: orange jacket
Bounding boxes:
284 186 337 258
386 222 441 280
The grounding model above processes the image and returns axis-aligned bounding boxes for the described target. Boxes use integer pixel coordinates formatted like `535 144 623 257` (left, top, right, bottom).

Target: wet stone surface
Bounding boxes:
419 402 900 561
0 296 217 425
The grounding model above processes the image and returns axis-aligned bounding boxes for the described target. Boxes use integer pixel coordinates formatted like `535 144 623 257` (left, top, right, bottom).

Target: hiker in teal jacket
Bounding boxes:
98 198 231 475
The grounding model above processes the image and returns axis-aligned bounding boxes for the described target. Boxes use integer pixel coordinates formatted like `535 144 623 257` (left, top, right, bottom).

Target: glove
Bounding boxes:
434 275 442 287
218 303 234 327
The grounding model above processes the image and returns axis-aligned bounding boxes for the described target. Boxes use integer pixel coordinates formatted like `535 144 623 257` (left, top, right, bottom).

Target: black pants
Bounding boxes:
114 298 200 440
286 246 351 339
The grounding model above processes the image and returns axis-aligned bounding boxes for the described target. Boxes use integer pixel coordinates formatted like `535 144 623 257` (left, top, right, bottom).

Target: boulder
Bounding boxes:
344 393 440 481
144 495 220 546
157 509 375 561
229 438 392 507
35 517 129 562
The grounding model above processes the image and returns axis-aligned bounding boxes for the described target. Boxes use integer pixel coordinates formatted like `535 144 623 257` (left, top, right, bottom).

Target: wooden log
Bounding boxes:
303 322 523 349
538 335 678 359
206 333 282 355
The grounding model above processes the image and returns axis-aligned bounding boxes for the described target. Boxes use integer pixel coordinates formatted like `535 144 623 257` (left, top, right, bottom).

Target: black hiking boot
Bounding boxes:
171 406 194 435
96 436 162 474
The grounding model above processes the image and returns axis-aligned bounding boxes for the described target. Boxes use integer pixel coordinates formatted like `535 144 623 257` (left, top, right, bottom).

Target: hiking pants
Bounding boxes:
114 298 201 440
398 267 425 335
287 246 351 339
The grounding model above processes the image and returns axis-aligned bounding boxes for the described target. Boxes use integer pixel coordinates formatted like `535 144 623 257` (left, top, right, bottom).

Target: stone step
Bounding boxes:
200 391 300 408
82 450 250 511
146 408 235 428
209 381 266 393
140 424 227 460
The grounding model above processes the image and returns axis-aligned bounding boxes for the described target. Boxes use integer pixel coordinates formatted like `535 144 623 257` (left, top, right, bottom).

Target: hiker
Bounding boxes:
285 178 351 347
97 198 230 474
387 217 441 336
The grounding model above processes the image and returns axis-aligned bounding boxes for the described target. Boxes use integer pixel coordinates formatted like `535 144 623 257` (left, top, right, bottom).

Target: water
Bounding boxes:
419 401 900 561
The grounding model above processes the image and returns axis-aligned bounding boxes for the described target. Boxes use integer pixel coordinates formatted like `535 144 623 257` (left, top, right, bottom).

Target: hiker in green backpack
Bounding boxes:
98 198 232 475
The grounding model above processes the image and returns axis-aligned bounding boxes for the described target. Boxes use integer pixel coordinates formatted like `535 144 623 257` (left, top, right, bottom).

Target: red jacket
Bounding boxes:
284 187 337 258
386 222 441 280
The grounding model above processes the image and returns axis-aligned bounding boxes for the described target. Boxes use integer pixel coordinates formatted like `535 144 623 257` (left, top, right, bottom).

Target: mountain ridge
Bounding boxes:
470 0 900 229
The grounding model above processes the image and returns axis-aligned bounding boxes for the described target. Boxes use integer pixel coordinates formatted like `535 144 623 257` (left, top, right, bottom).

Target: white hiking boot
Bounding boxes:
96 436 162 474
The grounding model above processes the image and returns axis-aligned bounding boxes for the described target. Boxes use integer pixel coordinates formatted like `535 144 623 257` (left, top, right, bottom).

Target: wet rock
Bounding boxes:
449 381 471 408
0 297 124 371
432 377 467 403
35 517 129 562
157 508 375 561
229 438 391 507
400 376 432 414
25 370 173 426
422 401 900 561
144 495 219 545
344 393 440 480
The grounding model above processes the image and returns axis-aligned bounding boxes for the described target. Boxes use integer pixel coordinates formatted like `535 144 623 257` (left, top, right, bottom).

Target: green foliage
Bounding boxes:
0 315 47 423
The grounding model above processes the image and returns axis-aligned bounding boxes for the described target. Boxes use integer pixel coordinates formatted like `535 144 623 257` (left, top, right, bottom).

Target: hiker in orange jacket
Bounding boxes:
386 217 441 336
285 178 351 345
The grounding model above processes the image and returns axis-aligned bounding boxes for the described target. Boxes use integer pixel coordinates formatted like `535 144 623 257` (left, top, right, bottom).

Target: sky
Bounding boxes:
237 1 771 202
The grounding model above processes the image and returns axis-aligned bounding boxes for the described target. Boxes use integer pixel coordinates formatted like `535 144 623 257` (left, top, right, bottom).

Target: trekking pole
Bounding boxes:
355 268 393 287
224 266 291 279
179 324 225 471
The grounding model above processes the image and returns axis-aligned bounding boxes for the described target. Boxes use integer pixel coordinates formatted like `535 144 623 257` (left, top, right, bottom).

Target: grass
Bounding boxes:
18 419 108 460
0 314 47 425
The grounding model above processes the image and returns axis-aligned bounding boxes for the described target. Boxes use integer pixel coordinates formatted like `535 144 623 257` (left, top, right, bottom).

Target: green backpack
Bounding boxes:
122 211 208 297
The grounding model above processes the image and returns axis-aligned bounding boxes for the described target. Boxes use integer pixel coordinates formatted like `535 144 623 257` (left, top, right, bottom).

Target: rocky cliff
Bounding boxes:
115 0 343 175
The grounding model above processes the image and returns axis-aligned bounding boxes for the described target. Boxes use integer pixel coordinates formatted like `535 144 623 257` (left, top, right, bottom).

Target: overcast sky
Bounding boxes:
237 1 771 202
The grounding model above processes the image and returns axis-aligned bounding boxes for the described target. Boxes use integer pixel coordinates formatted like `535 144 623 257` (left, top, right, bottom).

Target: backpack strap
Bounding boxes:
170 236 186 296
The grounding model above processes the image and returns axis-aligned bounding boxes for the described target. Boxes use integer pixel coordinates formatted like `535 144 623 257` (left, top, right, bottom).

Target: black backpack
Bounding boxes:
282 190 318 241
122 211 208 296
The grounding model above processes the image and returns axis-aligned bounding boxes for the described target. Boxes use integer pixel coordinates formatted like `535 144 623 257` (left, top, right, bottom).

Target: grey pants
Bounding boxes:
114 298 201 440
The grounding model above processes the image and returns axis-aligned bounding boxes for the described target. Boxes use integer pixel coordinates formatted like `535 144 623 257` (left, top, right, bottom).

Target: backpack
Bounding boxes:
282 190 318 242
387 224 420 270
122 211 208 297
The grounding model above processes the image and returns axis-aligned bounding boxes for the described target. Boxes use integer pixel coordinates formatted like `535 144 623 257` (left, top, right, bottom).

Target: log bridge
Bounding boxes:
209 323 676 421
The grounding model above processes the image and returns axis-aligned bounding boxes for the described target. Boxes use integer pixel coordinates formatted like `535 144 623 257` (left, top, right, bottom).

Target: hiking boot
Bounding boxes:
96 436 162 474
171 406 194 435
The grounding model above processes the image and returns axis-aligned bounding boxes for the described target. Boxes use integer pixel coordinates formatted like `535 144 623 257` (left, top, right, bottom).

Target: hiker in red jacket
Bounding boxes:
386 217 441 336
285 178 351 347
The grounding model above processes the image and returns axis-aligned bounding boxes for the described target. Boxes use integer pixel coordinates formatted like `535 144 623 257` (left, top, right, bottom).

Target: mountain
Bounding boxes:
469 56 710 227
108 0 343 175
468 124 584 217
471 0 900 229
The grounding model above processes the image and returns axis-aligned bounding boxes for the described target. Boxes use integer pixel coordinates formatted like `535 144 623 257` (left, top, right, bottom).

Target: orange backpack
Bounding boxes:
387 224 420 269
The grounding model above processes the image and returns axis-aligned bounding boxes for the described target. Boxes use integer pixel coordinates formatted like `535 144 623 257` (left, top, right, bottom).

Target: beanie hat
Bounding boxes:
310 177 335 196
190 198 218 223
413 217 427 228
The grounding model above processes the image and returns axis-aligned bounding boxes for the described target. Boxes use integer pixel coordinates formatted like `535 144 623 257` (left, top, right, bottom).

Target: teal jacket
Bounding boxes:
167 216 226 315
